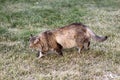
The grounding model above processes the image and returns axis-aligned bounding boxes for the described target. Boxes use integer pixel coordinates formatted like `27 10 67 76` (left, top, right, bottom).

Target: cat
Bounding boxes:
29 23 107 58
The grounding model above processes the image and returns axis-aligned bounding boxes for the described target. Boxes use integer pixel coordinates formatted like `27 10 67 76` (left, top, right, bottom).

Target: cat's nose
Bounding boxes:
29 44 33 48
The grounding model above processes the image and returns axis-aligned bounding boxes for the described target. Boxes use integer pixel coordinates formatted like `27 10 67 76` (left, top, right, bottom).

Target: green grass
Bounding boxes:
0 0 120 80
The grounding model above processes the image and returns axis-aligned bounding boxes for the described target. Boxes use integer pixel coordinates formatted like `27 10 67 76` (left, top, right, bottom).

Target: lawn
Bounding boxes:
0 0 120 80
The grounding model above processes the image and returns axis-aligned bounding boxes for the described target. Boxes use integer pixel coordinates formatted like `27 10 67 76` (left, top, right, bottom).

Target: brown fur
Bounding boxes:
29 23 107 57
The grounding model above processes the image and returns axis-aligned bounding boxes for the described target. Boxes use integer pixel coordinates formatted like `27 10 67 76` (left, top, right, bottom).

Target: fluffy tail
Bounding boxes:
86 27 108 42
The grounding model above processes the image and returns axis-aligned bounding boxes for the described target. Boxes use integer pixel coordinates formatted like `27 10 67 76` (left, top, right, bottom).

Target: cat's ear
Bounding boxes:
34 38 39 44
30 34 33 38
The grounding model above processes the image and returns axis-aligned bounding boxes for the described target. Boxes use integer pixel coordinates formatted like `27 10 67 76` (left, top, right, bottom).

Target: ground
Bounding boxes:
0 0 120 80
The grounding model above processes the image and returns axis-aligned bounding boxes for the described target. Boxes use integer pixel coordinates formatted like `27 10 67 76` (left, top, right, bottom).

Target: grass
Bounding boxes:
0 0 120 80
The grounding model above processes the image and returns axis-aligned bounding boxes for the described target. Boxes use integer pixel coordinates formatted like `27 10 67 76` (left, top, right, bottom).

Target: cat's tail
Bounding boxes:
86 27 108 42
